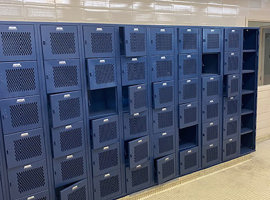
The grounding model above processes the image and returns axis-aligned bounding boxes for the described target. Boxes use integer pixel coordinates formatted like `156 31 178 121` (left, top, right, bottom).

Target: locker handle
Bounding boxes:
13 63 21 68
21 132 29 137
17 98 25 103
65 125 72 129
162 132 167 136
8 26 17 30
24 164 32 169
66 155 73 159
72 186 78 191
165 157 169 161
27 196 35 200
138 140 142 143
136 165 142 168
103 118 109 122
104 173 111 178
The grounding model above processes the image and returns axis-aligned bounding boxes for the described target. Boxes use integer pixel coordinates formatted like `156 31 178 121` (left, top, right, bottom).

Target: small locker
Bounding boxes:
202 75 220 101
179 54 199 78
223 116 240 140
179 102 199 129
224 96 240 118
153 131 175 159
127 84 148 115
179 27 200 53
179 78 198 104
224 28 241 52
203 28 222 53
202 142 221 168
153 106 174 133
223 137 239 161
224 74 240 97
224 52 241 75
151 55 174 82
156 154 175 184
153 81 174 109
17 190 49 200
202 98 219 122
60 179 88 200
180 147 199 176
202 120 220 146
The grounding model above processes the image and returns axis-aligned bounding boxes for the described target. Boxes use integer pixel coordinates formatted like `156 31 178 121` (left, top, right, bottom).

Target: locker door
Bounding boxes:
223 137 239 161
180 147 199 176
156 154 175 184
225 28 241 52
202 75 220 101
60 179 88 200
223 116 240 140
224 52 241 75
17 190 49 200
202 98 219 122
179 54 199 78
151 55 174 82
226 74 240 97
202 142 220 168
153 131 175 159
202 120 219 146
153 106 174 133
203 28 222 53
153 81 174 109
128 84 147 114
179 78 198 104
179 27 200 53
224 96 240 118
179 102 199 129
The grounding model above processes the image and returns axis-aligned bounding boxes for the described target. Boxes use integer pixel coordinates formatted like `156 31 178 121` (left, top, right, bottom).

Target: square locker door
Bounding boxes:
179 54 199 78
84 26 115 58
0 61 39 99
224 96 240 118
202 98 219 123
225 74 240 97
202 142 220 168
156 154 175 184
202 120 219 146
52 121 84 158
92 115 119 149
0 24 36 61
4 128 46 169
225 28 241 52
53 151 86 187
223 137 239 161
202 75 220 100
179 102 198 129
128 84 147 114
41 25 79 59
0 95 42 134
123 26 146 57
128 136 149 168
153 131 175 159
179 27 200 53
92 143 120 176
121 56 147 86
126 162 151 194
153 106 174 133
123 111 148 141
93 170 121 200
87 58 117 90
223 116 240 140
8 159 48 200
150 27 174 55
60 179 88 200
224 52 241 75
203 28 222 53
50 91 83 128
153 81 174 109
44 59 81 94
17 190 49 200
180 147 199 176
151 55 174 82
179 78 198 104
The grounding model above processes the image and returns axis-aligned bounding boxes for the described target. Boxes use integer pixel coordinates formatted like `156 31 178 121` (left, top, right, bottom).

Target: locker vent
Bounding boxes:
61 157 84 181
206 125 218 141
227 100 238 115
156 60 172 78
183 33 197 50
129 116 147 135
131 166 148 187
99 122 117 143
50 33 76 55
207 103 218 119
183 59 197 75
162 159 174 179
226 141 237 156
207 34 219 49
159 135 173 154
91 33 113 53
231 79 239 94
130 33 145 52
59 98 80 121
156 33 172 51
228 56 239 72
184 107 197 124
68 187 86 200
98 149 118 170
159 86 173 104
134 142 148 163
228 33 240 49
183 83 197 100
127 62 145 81
100 175 119 198
53 66 78 88
184 152 197 170
158 111 173 129
206 146 218 162
134 90 147 109
95 64 114 84
227 121 237 136
207 81 218 97
60 128 82 152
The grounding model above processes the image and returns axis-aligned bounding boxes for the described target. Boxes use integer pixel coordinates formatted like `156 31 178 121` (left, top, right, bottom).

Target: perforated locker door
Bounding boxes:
202 142 220 168
203 28 222 53
123 26 146 57
93 169 121 200
150 27 174 55
179 54 199 78
60 179 88 200
153 106 174 133
92 143 120 176
84 26 115 58
202 120 219 146
202 98 219 123
180 147 199 176
0 24 36 61
179 102 198 129
87 58 117 90
0 95 42 134
226 74 240 97
8 159 48 200
156 154 175 184
41 25 79 59
223 116 240 140
52 121 84 158
53 151 86 187
151 55 174 82
202 75 220 101
123 111 148 141
49 91 83 128
44 59 81 94
153 81 174 109
224 52 241 75
225 28 241 52
179 78 198 104
17 190 49 200
179 27 200 53
128 136 149 168
128 84 147 114
223 137 239 161
153 131 175 159
121 56 147 86
4 128 45 169
224 96 240 118
0 61 39 99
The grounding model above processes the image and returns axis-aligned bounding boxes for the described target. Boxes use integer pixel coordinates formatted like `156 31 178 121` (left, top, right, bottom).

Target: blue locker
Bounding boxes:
223 96 240 118
179 27 200 53
202 142 220 168
83 26 115 58
203 28 222 53
153 106 174 133
224 74 240 97
202 120 219 146
202 98 220 122
52 121 84 158
156 154 175 184
202 75 221 101
225 28 241 52
223 137 239 161
153 131 175 159
17 190 49 200
0 24 37 61
0 95 42 134
179 102 199 129
179 54 199 78
0 178 2 200
41 25 79 59
179 78 198 104
49 91 83 128
87 58 117 90
128 84 148 114
60 179 88 200
180 147 199 176
223 116 240 140
224 52 241 75
153 81 174 109
0 61 39 99
44 59 81 94
151 55 174 82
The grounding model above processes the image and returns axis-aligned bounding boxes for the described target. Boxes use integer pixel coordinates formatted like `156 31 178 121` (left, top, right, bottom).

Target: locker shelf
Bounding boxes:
241 127 253 135
242 70 255 74
241 93 255 115
241 109 253 115
240 132 255 155
241 113 255 135
243 49 257 53
179 125 198 151
243 29 258 51
242 89 254 95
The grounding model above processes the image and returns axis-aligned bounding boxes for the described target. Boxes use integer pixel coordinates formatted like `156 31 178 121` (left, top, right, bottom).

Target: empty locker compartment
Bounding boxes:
223 137 239 161
224 28 242 52
44 59 81 94
243 29 258 50
202 120 220 146
241 93 255 115
128 136 149 168
179 78 198 104
52 121 84 158
223 116 240 140
91 115 119 149
243 52 257 72
240 132 255 155
153 81 174 109
153 131 175 159
123 111 148 141
153 106 174 133
203 28 222 53
202 142 221 168
156 154 175 184
180 146 199 176
83 26 115 58
4 128 46 168
87 58 117 90
41 25 79 59
202 53 221 75
224 52 241 75
224 74 240 97
92 143 120 176
8 159 48 200
60 179 88 200
121 56 147 86
0 95 42 134
179 54 199 78
179 102 199 129
202 75 220 100
53 151 86 187
224 96 240 118
0 61 39 99
179 27 200 53
202 98 220 122
0 24 37 61
49 91 83 128
179 125 198 151
242 73 256 92
151 55 174 82
17 190 49 200
241 113 255 135
149 27 174 55
93 169 121 200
